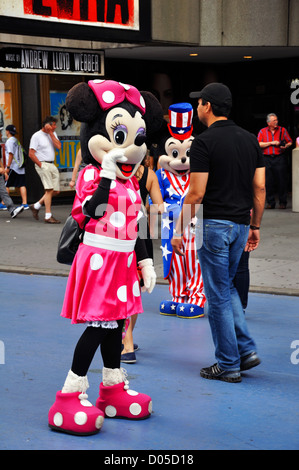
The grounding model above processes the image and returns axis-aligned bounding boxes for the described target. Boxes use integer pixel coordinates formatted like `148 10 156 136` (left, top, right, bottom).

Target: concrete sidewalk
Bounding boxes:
0 200 299 296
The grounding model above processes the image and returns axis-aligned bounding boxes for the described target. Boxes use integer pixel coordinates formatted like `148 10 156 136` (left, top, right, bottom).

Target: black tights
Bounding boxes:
71 320 124 377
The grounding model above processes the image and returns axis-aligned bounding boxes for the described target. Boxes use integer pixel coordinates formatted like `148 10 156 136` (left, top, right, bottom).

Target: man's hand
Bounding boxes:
44 123 53 134
245 228 260 252
171 235 184 256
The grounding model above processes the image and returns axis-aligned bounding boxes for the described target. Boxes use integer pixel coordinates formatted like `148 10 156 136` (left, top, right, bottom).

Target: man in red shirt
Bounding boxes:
258 113 292 209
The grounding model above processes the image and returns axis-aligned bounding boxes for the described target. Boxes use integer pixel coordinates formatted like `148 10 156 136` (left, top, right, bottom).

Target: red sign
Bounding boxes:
23 0 137 28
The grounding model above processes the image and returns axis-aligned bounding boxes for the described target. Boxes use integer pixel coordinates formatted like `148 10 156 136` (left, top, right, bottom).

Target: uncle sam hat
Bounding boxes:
167 102 193 140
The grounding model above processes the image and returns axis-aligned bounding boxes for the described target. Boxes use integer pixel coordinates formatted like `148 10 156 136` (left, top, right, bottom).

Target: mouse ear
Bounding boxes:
66 82 100 122
140 91 164 135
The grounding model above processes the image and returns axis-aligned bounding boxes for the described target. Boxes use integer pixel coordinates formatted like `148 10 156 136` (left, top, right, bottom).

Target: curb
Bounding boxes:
1 265 299 297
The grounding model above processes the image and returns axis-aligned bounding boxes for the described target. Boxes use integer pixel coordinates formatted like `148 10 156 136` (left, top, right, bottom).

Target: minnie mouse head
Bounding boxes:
66 80 163 180
157 103 194 177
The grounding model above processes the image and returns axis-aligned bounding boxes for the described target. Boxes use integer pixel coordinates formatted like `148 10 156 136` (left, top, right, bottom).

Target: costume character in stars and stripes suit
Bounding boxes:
152 103 206 318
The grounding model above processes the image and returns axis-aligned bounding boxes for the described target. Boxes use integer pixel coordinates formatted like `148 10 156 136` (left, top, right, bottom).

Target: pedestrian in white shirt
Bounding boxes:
29 116 61 224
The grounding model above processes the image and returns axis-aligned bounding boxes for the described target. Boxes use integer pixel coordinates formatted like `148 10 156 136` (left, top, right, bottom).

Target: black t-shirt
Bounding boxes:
190 120 265 224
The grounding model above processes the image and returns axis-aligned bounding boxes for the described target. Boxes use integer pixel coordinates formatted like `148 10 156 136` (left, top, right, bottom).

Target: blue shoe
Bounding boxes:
160 300 178 316
120 352 136 364
176 303 204 319
0 203 7 210
22 204 29 210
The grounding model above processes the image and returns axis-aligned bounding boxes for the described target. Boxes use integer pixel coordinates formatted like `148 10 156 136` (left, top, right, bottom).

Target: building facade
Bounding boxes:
0 0 299 200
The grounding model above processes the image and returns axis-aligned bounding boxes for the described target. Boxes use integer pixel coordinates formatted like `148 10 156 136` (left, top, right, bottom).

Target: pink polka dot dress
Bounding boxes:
61 165 143 324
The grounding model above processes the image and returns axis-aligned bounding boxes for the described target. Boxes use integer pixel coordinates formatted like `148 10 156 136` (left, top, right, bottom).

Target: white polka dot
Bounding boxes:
127 188 137 202
127 253 133 267
129 403 142 416
80 399 93 407
110 211 126 228
127 389 139 396
95 415 104 429
132 281 141 297
110 180 117 189
74 411 88 425
102 90 115 104
84 168 95 182
148 401 152 414
93 79 105 84
90 253 104 270
119 82 130 90
140 96 145 109
105 405 117 417
117 285 127 302
53 412 63 427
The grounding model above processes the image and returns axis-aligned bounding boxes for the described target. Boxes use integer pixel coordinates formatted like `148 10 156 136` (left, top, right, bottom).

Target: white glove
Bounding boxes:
138 258 156 294
101 148 127 180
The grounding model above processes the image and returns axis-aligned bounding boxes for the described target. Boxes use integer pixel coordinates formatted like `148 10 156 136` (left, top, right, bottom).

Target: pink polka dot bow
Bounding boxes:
88 79 146 115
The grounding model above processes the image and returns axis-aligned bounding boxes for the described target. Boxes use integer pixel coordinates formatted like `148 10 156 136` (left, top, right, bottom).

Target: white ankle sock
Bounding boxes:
34 202 42 210
62 370 89 393
45 213 52 219
102 367 125 386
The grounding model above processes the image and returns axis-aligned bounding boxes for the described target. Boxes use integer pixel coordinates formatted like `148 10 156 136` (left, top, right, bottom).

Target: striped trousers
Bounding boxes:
168 227 205 307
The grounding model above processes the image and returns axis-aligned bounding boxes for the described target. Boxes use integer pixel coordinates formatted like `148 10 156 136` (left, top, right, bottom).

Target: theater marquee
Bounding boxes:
0 0 140 30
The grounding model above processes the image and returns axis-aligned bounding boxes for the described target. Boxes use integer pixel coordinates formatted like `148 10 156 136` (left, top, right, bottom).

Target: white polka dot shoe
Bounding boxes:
96 382 152 420
48 391 105 436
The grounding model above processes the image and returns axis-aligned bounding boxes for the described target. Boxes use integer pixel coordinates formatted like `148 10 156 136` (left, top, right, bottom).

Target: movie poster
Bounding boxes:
50 90 81 191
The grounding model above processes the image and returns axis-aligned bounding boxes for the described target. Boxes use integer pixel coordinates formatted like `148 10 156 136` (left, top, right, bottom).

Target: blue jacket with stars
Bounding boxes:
152 169 190 279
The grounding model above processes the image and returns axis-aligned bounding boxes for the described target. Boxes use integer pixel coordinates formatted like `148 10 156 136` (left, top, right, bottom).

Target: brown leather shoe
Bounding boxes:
44 216 61 224
29 204 39 220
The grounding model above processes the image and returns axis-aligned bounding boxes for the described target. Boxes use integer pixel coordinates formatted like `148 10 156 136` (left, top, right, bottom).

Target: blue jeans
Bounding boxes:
197 219 256 370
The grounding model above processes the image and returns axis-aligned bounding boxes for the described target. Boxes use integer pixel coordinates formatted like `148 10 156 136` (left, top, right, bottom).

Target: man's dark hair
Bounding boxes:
201 99 231 118
42 116 58 127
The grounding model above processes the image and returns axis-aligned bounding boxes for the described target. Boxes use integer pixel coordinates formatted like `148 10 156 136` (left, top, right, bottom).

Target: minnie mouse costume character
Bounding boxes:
48 80 163 436
154 103 206 319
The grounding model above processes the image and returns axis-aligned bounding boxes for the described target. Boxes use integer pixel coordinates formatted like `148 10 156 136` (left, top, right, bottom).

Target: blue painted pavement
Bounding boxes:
0 272 299 450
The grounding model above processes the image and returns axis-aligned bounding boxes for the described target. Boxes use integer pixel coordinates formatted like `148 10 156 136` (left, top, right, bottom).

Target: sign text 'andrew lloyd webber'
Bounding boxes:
0 47 104 75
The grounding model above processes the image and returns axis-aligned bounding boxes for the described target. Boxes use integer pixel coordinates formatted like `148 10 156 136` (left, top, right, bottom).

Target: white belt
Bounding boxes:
83 231 136 252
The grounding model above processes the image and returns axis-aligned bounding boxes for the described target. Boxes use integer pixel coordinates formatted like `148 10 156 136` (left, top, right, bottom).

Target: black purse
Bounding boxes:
57 214 88 265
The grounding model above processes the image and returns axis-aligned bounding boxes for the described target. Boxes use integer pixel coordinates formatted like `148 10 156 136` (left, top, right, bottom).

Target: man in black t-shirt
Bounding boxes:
171 83 265 383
